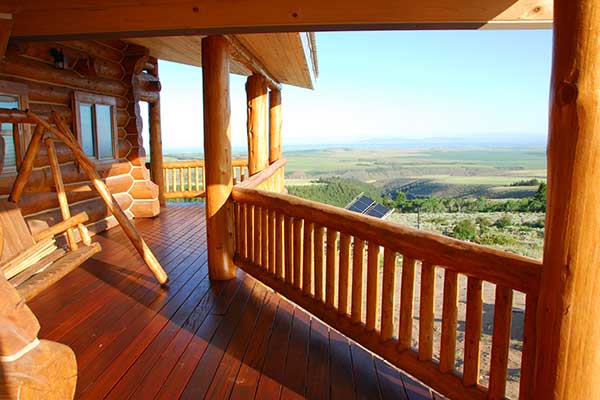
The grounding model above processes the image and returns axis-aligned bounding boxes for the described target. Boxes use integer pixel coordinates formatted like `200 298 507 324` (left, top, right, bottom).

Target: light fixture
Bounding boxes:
50 48 65 69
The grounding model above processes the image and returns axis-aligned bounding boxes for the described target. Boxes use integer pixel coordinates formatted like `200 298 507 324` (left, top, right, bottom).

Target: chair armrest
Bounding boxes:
32 212 89 242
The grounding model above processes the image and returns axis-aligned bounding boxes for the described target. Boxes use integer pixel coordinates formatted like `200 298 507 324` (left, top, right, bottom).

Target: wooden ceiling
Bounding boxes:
126 33 316 89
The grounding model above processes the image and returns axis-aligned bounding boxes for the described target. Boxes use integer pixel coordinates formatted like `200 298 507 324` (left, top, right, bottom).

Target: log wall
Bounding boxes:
0 39 160 234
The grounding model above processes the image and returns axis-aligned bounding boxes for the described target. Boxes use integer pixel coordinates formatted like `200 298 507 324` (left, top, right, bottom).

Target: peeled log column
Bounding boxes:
202 36 235 280
246 74 268 175
269 89 282 163
535 1 600 399
149 100 165 206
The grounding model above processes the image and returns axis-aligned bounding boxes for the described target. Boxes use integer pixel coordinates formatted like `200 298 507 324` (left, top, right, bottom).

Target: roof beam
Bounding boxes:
225 35 282 91
5 0 552 40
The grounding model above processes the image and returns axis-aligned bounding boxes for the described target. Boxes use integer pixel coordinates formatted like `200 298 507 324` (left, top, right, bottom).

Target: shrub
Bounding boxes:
494 215 513 228
476 216 492 234
451 219 477 241
479 232 517 246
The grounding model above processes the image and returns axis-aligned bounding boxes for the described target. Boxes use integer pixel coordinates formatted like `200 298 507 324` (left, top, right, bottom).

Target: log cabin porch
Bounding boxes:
0 1 599 400
28 201 443 400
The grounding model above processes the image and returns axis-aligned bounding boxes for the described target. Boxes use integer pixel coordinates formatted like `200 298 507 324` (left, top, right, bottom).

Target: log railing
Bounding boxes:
231 186 542 400
146 159 249 199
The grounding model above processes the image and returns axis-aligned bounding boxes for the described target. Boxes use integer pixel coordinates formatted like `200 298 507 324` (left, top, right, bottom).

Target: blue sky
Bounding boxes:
149 30 552 153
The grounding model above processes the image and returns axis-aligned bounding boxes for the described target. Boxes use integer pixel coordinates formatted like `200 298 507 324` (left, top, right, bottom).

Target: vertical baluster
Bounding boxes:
488 286 513 399
239 203 247 259
366 242 380 331
326 229 338 308
233 202 239 254
398 256 416 350
351 238 365 324
233 166 237 185
284 216 293 284
463 277 483 386
261 206 269 269
254 206 262 266
293 218 303 289
302 222 314 295
519 293 538 400
187 167 192 192
164 170 169 193
314 226 325 302
268 210 276 274
275 212 284 279
247 205 255 262
380 248 396 341
195 166 200 190
338 233 351 315
202 167 206 190
418 262 435 360
241 167 245 182
179 168 184 192
440 269 459 372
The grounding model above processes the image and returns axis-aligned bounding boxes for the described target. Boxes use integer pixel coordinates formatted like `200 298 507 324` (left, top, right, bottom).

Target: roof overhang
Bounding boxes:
2 1 552 40
126 33 317 89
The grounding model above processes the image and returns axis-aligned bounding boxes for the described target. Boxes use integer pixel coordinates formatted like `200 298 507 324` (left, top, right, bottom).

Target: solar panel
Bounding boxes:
366 203 390 218
347 195 375 213
346 194 391 219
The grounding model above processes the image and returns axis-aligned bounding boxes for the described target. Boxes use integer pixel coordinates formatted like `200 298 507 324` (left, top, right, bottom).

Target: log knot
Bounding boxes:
558 81 579 105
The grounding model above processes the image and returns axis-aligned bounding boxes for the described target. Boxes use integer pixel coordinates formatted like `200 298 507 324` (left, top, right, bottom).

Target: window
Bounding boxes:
73 92 117 161
0 81 29 174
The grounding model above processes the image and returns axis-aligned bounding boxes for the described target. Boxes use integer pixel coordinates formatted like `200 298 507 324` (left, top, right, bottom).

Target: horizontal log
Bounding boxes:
6 42 125 80
232 187 542 294
236 258 488 400
135 73 161 92
236 158 287 189
161 159 247 169
19 190 100 216
32 211 89 242
138 90 159 103
61 40 123 63
0 76 128 108
0 56 128 96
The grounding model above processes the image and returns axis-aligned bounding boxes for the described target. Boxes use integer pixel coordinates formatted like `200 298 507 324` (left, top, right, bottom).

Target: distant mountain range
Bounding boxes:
163 134 547 154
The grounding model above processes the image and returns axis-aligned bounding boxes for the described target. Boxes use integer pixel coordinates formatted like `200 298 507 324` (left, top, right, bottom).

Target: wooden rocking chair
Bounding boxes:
0 201 101 301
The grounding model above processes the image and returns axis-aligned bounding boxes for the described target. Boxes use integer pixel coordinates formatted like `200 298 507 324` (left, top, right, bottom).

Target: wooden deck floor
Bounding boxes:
30 203 443 400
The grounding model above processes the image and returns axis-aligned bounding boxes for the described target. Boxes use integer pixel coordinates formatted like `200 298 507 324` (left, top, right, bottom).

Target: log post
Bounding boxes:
202 35 235 280
246 74 268 175
148 100 165 206
535 1 600 398
269 89 282 163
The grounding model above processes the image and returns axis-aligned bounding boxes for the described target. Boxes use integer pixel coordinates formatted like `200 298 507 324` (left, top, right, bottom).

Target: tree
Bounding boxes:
394 191 409 210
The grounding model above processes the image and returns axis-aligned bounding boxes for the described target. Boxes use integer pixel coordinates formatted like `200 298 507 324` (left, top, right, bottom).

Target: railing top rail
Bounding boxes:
235 158 287 189
161 159 248 169
232 186 542 294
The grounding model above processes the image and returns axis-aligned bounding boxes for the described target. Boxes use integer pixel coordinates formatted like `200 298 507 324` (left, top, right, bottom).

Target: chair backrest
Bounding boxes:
0 200 35 263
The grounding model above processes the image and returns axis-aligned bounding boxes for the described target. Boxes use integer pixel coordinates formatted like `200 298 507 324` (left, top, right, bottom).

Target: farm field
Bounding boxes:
284 146 546 199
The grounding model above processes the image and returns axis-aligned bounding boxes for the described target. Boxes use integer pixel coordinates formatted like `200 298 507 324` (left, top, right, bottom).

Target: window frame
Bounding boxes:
72 91 118 163
0 80 30 175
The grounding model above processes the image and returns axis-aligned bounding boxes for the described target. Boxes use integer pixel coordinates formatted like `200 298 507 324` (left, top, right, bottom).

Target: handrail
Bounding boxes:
232 187 541 293
232 187 541 400
146 159 249 199
235 158 287 190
